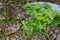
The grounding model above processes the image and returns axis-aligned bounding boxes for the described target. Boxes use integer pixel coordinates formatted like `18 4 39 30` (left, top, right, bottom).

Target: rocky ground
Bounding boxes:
0 0 60 40
46 25 60 40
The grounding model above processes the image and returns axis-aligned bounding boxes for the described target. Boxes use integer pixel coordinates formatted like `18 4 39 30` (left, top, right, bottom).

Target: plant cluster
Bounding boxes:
22 3 60 37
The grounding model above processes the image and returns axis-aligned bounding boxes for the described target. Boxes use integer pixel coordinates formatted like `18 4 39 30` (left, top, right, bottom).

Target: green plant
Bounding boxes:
22 3 60 37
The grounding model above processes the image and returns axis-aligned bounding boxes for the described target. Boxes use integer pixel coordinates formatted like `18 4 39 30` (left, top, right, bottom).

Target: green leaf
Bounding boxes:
22 3 60 37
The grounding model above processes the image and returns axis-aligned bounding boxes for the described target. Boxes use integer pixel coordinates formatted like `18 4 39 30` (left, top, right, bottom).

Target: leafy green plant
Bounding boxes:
22 3 60 37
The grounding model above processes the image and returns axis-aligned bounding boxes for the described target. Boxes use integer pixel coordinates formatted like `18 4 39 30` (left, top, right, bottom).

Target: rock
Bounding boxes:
46 25 60 40
6 2 26 20
28 32 44 40
0 20 22 36
6 32 26 40
0 32 6 40
0 3 5 20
